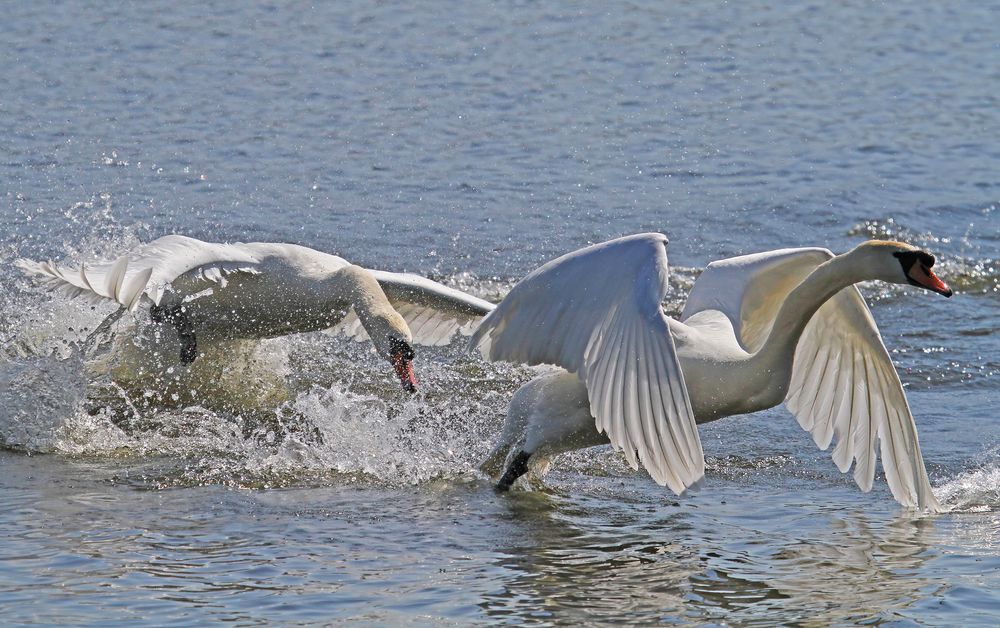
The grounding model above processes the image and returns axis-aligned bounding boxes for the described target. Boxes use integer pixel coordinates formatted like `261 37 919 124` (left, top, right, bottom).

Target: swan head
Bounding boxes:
854 241 953 297
388 337 418 393
366 312 418 393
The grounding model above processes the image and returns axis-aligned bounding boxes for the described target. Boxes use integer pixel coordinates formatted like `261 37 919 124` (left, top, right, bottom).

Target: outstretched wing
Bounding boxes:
330 271 495 346
787 287 943 512
16 235 263 312
469 233 703 494
684 247 941 512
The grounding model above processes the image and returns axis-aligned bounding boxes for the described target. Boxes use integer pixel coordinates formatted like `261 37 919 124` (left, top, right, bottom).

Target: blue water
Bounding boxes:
2 2 999 624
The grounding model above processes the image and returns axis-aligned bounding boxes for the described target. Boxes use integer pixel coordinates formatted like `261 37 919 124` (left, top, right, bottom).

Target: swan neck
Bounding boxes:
754 251 865 366
327 265 406 357
327 265 393 322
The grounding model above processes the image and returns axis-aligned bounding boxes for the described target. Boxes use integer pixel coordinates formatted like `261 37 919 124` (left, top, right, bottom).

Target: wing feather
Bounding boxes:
685 246 941 511
77 263 94 292
854 357 882 492
682 247 833 352
808 347 838 437
806 344 836 432
638 337 668 476
328 271 494 346
832 351 862 472
786 286 942 512
469 233 703 494
124 267 154 312
17 235 264 312
609 316 635 462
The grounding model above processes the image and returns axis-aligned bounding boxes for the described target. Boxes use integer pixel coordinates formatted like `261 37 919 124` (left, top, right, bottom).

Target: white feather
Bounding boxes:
19 235 495 354
328 272 494 346
687 247 942 512
17 235 264 312
480 236 944 512
469 233 704 495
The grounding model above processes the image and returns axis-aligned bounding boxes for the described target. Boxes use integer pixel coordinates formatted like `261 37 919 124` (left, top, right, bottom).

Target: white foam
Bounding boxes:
0 220 516 487
935 461 1000 512
0 354 90 451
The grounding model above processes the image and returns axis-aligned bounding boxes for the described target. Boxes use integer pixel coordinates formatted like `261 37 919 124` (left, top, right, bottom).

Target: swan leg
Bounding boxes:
492 371 599 492
178 331 197 365
150 304 198 364
496 450 531 492
480 440 515 478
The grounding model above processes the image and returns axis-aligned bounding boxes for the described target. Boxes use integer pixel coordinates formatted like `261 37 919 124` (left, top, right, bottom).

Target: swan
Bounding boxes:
17 234 494 392
470 234 953 512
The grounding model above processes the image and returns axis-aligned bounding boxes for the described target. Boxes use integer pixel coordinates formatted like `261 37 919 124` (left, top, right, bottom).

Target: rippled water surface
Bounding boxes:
2 1 999 625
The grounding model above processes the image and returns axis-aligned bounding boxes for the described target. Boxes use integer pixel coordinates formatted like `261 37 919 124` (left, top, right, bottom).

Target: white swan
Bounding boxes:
471 234 953 512
17 234 494 392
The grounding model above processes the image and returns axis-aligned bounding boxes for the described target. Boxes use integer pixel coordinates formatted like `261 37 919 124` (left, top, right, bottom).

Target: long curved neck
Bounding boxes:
752 250 867 371
327 265 394 322
326 265 403 357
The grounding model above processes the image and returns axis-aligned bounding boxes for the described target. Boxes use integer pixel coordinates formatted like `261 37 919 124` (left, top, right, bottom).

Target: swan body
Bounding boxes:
18 235 494 391
471 234 952 512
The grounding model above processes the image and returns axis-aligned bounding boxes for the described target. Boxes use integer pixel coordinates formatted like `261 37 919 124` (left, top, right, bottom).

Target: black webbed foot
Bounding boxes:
179 333 197 364
150 304 198 365
496 450 532 492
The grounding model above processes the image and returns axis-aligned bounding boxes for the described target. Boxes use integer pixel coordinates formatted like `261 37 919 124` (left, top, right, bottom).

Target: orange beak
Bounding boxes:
392 351 418 393
908 264 953 297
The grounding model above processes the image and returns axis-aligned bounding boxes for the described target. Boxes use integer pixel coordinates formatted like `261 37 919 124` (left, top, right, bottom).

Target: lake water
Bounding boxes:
2 1 999 624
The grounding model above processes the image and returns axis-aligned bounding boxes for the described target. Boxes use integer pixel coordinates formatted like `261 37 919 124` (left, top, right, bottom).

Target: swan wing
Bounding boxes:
469 233 703 494
16 235 263 312
685 246 941 511
786 286 943 512
331 271 495 346
682 247 833 352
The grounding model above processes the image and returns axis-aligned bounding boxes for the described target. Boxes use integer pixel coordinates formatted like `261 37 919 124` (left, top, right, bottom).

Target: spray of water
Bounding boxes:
935 453 1000 513
0 211 527 489
2 210 996 497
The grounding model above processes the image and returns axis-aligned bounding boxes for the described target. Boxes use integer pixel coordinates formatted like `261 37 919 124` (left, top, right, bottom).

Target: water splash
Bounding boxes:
1 261 516 489
0 206 523 490
6 209 995 498
848 217 940 244
0 353 90 451
0 338 512 489
108 380 500 490
935 461 1000 513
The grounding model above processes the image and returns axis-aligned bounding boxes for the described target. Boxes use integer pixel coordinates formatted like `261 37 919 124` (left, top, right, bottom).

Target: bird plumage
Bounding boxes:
473 234 948 512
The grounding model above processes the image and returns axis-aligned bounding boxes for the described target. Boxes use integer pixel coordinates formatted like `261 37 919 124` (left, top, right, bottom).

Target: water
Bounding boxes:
2 1 999 624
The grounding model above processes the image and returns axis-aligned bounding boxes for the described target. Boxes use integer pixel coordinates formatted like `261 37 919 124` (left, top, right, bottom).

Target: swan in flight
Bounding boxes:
471 234 953 512
17 235 494 392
